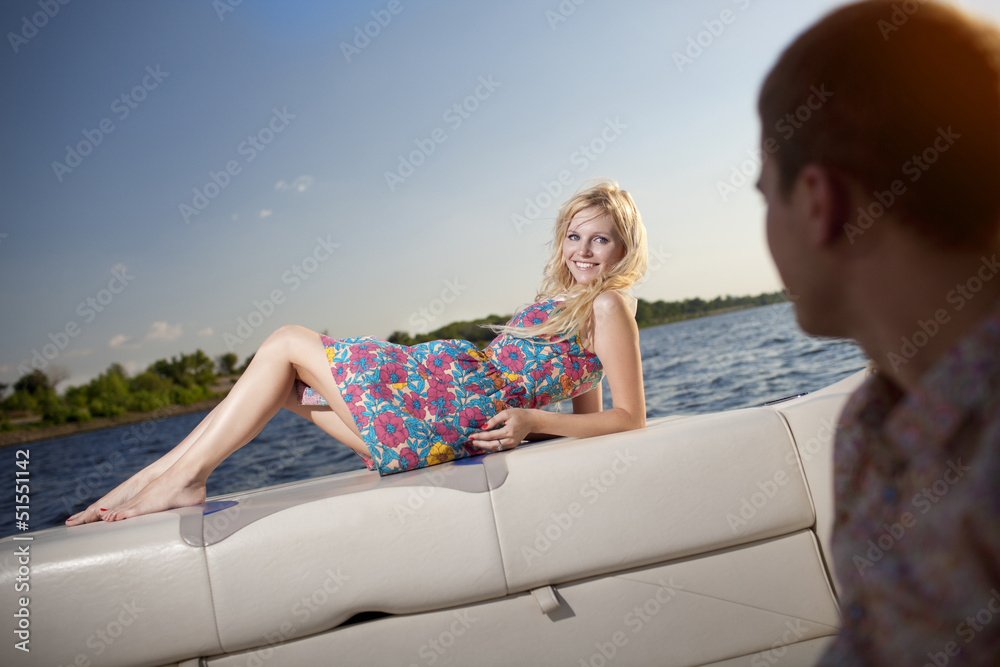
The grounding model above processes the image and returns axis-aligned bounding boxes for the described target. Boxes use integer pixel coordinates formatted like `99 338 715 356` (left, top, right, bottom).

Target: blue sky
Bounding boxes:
3 0 999 389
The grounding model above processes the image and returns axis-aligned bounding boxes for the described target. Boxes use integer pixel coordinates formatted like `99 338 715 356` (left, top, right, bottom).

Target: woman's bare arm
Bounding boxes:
469 290 645 448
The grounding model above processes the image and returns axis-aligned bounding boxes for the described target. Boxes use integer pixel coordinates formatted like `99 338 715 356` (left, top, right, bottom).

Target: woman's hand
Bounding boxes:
468 408 536 452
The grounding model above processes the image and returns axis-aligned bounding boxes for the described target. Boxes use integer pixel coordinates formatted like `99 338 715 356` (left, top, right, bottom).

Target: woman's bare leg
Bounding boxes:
66 408 222 525
281 390 369 458
96 325 362 522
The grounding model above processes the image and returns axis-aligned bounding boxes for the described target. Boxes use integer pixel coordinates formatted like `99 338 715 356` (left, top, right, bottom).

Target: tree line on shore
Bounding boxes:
1 291 786 430
0 351 245 431
387 290 788 346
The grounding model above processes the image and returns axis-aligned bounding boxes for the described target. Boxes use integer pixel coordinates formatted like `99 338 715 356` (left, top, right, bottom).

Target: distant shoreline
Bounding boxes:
636 303 778 328
1 301 789 447
0 397 224 448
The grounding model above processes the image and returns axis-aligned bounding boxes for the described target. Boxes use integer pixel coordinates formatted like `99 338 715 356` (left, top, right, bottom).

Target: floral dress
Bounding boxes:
296 298 604 474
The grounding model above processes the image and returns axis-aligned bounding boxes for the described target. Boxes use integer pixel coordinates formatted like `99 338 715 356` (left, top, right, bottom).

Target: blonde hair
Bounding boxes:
497 179 648 342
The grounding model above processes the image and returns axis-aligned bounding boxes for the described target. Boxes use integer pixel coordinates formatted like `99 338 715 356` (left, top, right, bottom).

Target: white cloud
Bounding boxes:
275 175 314 193
259 209 273 218
197 327 213 336
145 321 183 342
109 334 131 348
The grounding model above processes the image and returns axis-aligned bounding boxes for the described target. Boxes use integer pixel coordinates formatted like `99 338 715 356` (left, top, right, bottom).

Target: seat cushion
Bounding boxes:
492 407 816 591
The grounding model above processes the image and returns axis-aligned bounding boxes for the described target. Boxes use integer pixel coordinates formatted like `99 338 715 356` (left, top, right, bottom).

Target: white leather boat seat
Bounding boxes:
0 372 862 667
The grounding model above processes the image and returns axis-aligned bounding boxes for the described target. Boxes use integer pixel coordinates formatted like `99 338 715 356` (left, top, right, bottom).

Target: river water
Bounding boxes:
1 302 868 537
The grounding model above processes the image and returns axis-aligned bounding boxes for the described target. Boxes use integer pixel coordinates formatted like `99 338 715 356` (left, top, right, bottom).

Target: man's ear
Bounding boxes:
797 164 850 247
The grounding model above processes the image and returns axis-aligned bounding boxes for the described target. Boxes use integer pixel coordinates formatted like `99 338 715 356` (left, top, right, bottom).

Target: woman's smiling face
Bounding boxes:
562 206 625 284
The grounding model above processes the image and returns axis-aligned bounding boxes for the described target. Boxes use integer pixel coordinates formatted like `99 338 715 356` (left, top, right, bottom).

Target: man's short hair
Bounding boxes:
758 0 1000 248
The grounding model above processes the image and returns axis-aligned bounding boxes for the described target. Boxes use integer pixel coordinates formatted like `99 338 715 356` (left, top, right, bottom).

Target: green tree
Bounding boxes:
14 369 52 395
80 366 131 417
152 350 216 388
130 370 174 394
2 370 58 419
217 352 239 375
2 389 39 414
387 331 414 346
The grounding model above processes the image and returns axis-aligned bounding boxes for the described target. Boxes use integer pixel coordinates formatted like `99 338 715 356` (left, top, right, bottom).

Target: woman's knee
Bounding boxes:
261 325 315 353
273 324 313 340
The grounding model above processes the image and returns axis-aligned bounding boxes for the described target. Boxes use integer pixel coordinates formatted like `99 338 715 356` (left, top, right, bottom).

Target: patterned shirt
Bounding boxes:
818 300 1000 666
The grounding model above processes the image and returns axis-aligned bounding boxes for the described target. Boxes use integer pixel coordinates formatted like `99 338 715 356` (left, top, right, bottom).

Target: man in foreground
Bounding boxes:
756 0 1000 663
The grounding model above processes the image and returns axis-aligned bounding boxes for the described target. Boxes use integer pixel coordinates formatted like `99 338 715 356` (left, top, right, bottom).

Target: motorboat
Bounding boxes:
0 370 865 666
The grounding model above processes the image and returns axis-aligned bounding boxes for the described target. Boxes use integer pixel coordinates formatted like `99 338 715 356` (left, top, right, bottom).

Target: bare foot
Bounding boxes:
67 409 220 526
65 466 163 526
103 465 207 522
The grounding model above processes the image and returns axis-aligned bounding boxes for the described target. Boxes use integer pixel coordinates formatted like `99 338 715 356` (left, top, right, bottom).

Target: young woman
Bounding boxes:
66 179 648 525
